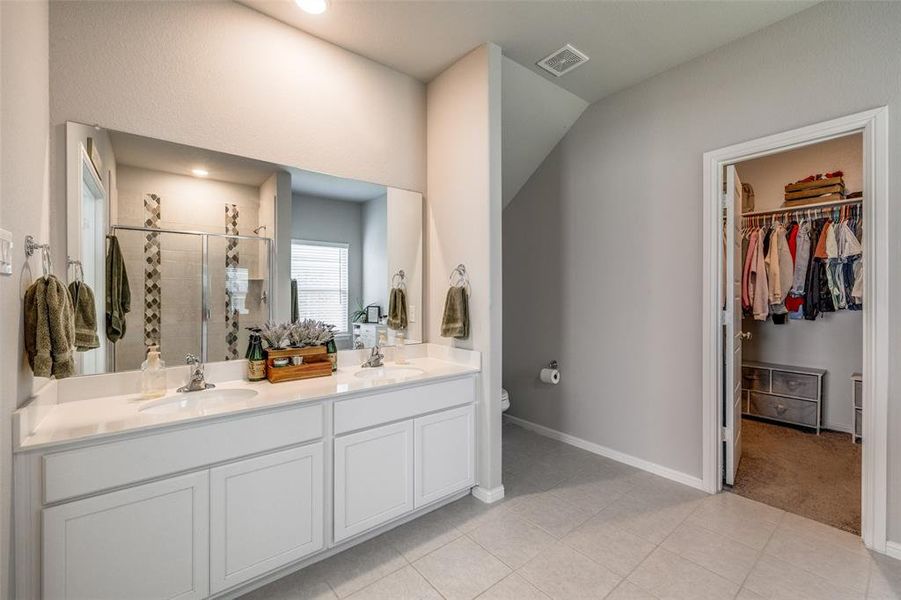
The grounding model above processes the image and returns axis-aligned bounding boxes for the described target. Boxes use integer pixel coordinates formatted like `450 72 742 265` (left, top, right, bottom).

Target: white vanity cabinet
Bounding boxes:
414 404 475 507
18 371 479 600
333 378 477 542
42 471 210 600
334 421 415 541
209 443 324 594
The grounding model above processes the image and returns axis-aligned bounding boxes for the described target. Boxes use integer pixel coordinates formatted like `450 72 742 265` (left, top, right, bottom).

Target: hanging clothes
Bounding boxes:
838 220 863 310
803 220 826 320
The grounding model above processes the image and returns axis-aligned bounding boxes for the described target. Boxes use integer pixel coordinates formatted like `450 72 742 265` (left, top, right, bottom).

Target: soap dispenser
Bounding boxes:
141 345 167 399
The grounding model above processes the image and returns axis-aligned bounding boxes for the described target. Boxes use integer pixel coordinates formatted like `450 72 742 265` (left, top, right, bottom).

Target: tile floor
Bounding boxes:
241 422 901 600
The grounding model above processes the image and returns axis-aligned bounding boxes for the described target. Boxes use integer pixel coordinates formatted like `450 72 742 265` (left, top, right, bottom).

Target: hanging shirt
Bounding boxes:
786 221 811 314
766 224 793 307
751 228 769 321
825 222 846 310
742 230 759 311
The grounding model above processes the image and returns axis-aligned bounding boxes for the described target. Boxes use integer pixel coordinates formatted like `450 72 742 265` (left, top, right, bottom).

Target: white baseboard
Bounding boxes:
472 485 505 504
504 414 707 492
884 541 901 561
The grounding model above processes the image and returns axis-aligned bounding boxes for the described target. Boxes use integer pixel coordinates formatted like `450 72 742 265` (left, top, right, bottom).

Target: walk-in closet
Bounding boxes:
731 134 863 534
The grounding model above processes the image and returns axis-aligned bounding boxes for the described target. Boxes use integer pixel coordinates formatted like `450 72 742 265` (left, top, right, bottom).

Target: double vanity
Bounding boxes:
13 345 480 599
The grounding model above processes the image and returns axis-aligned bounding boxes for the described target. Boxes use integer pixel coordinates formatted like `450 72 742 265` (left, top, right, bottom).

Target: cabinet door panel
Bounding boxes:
210 444 324 594
334 421 414 542
414 405 475 508
42 472 209 600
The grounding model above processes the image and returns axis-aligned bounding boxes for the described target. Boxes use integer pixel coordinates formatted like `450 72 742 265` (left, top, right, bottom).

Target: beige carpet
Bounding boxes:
731 417 861 535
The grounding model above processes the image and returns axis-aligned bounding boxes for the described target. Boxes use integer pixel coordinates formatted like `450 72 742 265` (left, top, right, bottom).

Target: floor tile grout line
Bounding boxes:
755 547 871 597
462 530 525 573
408 559 451 600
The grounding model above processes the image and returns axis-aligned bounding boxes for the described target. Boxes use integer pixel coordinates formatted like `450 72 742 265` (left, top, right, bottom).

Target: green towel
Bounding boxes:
105 235 131 342
291 279 299 323
68 281 100 351
387 287 407 330
440 285 469 339
24 275 76 379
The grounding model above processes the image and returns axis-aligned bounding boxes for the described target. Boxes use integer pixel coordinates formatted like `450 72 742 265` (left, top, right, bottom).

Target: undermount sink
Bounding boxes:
354 366 426 381
140 388 258 415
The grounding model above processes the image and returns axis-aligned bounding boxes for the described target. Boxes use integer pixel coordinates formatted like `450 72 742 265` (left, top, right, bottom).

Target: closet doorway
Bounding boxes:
701 108 890 552
730 136 863 533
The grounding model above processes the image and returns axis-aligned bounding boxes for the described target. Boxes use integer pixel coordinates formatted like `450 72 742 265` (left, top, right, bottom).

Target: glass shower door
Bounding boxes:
207 235 271 362
109 228 204 372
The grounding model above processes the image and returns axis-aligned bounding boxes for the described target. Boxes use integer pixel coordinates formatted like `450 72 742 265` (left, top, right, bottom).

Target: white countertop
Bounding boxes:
15 354 479 452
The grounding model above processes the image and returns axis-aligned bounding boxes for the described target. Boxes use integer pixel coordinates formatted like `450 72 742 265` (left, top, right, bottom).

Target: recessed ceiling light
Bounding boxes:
295 0 328 14
192 168 209 177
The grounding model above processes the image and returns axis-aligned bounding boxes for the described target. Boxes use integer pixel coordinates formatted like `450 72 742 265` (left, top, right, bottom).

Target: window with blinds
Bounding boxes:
291 240 349 332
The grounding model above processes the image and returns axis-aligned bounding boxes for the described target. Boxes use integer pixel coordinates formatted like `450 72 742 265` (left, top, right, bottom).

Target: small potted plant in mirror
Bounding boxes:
259 320 336 383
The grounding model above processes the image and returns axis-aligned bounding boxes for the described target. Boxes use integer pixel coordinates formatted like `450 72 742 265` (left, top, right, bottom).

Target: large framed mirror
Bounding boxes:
63 122 423 376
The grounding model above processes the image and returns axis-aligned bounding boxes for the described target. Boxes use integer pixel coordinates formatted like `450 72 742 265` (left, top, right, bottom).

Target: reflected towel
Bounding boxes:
105 235 131 342
387 287 408 330
291 279 299 323
69 281 100 351
440 285 469 339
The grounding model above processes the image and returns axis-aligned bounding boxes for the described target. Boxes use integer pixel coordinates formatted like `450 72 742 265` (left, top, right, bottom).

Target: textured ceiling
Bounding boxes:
239 0 816 103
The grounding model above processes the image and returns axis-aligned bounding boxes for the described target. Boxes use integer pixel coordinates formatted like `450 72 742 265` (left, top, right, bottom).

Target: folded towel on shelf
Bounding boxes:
24 275 76 379
68 281 100 351
387 287 408 330
440 285 469 339
105 235 131 342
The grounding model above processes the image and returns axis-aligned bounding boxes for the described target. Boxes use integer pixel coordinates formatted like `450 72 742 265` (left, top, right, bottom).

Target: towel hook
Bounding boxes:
392 269 406 289
449 264 468 288
25 235 52 279
67 257 84 284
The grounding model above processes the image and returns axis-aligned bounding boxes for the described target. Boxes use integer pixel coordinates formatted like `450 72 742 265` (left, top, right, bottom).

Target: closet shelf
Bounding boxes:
741 196 862 218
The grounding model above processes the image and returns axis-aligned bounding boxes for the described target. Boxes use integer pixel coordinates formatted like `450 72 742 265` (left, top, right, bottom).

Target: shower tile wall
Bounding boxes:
225 204 240 360
143 193 162 348
115 165 264 371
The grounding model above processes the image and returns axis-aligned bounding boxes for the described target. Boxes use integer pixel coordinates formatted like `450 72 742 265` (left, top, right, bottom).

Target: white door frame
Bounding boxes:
701 107 890 552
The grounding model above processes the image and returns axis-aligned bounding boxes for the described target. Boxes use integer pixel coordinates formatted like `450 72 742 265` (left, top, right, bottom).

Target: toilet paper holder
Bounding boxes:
548 360 559 370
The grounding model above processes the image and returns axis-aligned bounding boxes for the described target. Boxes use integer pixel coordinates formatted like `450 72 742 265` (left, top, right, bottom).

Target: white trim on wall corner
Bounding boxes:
504 415 707 492
471 485 505 504
885 541 901 561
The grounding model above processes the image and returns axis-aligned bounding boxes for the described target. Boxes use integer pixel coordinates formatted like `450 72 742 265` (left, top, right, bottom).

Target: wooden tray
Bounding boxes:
784 184 844 201
266 346 332 383
785 176 844 193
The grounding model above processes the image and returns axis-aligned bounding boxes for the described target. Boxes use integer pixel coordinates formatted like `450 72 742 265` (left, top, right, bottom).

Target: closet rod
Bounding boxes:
741 197 862 218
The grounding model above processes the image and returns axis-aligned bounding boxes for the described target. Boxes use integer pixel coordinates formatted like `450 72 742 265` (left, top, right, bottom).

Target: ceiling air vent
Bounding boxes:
536 44 589 77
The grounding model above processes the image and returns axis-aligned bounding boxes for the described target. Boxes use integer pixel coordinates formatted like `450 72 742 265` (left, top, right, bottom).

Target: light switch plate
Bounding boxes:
0 228 12 276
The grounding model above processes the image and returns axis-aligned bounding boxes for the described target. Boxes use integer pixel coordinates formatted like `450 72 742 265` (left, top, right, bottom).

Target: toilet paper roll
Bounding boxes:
539 368 560 384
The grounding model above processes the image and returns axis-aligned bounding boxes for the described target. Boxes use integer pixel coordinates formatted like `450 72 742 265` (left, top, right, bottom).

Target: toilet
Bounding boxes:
501 388 510 412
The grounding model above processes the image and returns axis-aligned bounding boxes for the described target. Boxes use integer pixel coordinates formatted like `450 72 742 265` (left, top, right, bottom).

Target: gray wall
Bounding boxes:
503 1 901 540
292 194 363 331
361 194 388 310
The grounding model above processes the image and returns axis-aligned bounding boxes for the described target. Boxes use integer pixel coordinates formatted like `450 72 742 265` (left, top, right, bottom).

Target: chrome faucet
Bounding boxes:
361 344 384 368
178 354 215 393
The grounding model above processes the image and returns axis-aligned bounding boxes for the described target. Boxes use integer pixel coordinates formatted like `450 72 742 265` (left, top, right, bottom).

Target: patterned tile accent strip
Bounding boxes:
143 193 162 348
225 204 240 360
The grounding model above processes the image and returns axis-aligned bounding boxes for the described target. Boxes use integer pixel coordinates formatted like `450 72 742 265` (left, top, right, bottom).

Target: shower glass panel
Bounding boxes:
110 228 203 372
208 235 271 362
